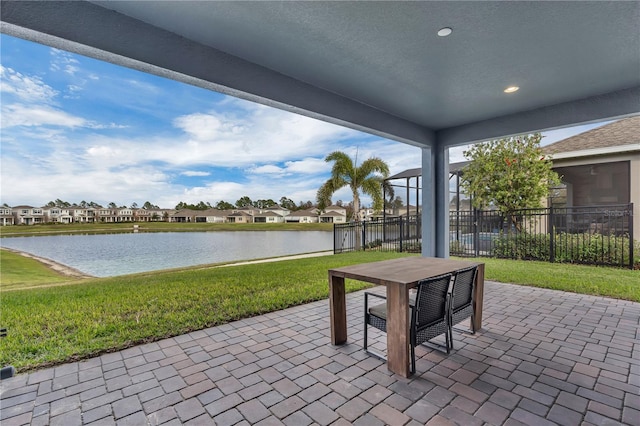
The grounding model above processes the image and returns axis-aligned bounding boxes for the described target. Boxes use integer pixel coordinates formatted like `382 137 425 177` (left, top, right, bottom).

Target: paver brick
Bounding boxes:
476 400 510 424
449 395 479 414
440 405 483 426
353 413 385 426
282 410 313 426
510 407 556 426
1 412 33 426
160 376 187 393
81 405 113 424
213 408 243 425
112 395 142 419
547 404 583 426
403 399 440 423
577 387 623 409
370 402 411 426
237 399 270 423
141 391 182 414
298 382 331 403
50 408 82 426
81 391 123 412
334 395 372 422
174 397 206 422
425 386 456 407
116 411 147 426
204 393 243 417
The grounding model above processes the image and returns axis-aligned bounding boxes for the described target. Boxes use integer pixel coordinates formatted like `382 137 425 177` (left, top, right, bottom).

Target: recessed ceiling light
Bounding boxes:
437 27 452 37
504 86 519 93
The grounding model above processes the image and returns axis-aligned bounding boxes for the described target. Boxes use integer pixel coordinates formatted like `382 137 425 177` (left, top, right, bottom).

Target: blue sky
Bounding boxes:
0 34 607 209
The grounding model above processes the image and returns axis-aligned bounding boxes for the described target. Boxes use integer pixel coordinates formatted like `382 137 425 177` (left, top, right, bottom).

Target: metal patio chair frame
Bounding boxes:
363 273 454 374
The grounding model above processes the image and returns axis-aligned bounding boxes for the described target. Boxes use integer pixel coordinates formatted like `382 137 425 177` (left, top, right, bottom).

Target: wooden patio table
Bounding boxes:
329 256 485 377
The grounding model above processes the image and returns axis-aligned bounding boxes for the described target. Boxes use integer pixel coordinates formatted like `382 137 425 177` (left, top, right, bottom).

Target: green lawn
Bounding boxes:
0 251 410 371
473 257 640 301
1 250 637 372
0 249 81 290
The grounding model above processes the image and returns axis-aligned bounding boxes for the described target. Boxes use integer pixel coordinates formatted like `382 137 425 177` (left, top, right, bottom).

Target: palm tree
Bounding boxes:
317 151 390 221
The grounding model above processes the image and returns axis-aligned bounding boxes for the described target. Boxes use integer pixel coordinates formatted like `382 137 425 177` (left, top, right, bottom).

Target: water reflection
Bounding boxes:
0 231 333 277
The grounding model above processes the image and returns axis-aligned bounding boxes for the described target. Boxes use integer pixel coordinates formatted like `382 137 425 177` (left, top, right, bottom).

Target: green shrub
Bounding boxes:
492 231 635 267
492 231 550 260
449 240 466 255
555 233 634 267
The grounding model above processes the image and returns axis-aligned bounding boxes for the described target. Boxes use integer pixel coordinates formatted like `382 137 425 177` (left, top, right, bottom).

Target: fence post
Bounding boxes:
362 221 366 251
549 206 555 263
474 208 480 257
629 203 634 270
399 218 403 253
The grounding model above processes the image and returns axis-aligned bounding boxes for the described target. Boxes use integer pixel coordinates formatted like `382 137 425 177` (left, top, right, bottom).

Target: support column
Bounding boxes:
421 145 450 258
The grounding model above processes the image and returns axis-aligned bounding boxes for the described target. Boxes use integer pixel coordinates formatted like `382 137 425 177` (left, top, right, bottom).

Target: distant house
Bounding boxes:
72 206 96 223
96 208 118 223
262 205 290 218
194 209 228 223
171 209 197 223
319 205 347 223
320 211 347 224
358 208 376 221
44 206 72 224
117 208 134 222
253 210 285 223
134 208 151 222
12 205 45 225
286 209 319 223
0 207 14 226
227 210 253 223
385 205 420 218
543 116 640 239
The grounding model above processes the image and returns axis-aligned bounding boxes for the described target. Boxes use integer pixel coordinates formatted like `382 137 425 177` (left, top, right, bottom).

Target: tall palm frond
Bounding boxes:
316 150 390 218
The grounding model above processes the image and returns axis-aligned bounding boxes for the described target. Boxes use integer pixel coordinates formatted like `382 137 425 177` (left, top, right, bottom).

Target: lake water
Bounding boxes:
0 231 333 277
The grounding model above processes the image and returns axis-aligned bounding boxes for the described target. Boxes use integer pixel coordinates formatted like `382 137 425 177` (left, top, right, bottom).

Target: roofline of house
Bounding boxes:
550 143 640 160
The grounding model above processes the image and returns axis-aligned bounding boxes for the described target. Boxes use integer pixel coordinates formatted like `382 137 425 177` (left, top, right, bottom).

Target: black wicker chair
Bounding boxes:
448 265 478 347
364 273 454 374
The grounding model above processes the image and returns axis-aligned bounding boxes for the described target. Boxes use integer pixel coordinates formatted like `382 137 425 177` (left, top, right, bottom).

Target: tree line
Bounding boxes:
39 197 317 212
175 197 316 211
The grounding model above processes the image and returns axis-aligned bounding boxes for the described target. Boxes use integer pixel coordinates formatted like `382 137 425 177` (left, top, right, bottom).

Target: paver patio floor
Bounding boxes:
1 281 639 425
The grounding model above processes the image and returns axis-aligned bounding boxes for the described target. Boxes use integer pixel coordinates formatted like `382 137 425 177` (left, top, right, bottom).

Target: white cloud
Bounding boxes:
181 171 211 177
0 158 171 207
86 145 123 159
173 113 225 140
1 104 86 128
0 65 58 103
50 48 80 76
283 158 328 174
86 122 129 130
247 164 285 175
166 100 363 167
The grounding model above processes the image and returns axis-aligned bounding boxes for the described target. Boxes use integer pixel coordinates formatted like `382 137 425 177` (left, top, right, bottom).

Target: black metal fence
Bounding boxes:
334 216 421 254
334 204 635 268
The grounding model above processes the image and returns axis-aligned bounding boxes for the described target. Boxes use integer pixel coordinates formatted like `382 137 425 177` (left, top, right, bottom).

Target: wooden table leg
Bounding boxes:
472 263 485 331
329 273 347 345
385 280 411 377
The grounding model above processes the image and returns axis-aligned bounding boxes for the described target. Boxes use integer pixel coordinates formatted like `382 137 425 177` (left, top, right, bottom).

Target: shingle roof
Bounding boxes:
543 116 640 154
254 211 282 217
288 209 319 217
321 211 346 217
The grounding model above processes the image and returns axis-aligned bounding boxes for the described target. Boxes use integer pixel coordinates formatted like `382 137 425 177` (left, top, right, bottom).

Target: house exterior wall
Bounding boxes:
552 152 639 240
631 154 640 241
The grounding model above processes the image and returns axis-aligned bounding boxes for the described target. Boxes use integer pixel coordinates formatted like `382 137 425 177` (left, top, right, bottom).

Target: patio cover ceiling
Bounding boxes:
1 1 639 149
